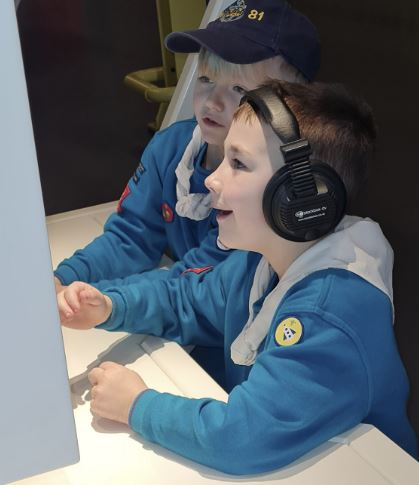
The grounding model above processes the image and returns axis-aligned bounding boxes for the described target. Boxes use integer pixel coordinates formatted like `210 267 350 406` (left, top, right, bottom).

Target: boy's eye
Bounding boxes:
198 75 212 84
231 158 247 170
233 85 246 95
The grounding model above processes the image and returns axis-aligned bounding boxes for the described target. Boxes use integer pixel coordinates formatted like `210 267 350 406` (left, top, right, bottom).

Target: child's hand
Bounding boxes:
88 361 148 424
54 276 65 294
57 281 112 329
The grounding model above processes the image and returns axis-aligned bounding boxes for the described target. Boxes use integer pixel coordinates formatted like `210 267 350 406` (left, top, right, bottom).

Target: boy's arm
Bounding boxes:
90 227 231 291
165 226 232 277
128 314 369 475
58 262 228 343
98 265 227 347
54 135 168 286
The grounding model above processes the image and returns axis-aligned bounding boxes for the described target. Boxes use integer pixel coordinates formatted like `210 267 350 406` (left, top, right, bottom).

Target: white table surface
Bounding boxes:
10 202 419 484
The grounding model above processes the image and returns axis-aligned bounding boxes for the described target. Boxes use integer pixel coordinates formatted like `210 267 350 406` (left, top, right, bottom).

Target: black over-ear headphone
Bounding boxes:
241 85 347 242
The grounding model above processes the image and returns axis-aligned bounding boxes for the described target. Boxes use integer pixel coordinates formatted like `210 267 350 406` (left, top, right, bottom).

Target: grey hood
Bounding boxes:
230 215 394 366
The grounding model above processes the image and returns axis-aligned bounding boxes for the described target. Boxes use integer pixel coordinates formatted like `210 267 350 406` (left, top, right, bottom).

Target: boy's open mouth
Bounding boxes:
216 209 233 220
203 117 222 127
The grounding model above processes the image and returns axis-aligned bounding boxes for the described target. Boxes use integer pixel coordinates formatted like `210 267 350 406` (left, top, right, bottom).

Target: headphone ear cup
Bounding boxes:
263 163 347 242
263 165 291 238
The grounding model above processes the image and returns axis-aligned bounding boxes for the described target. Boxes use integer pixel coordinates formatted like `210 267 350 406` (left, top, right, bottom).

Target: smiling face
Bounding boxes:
204 114 284 253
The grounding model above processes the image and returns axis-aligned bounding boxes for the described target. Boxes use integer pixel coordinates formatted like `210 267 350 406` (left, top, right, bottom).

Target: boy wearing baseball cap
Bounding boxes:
57 80 417 473
165 0 319 79
53 0 320 292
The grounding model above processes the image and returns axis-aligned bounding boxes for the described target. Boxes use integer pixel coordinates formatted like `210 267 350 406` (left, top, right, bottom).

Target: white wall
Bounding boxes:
0 1 79 483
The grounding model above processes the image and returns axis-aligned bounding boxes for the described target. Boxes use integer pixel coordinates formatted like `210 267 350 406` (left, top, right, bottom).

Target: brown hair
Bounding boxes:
234 81 377 206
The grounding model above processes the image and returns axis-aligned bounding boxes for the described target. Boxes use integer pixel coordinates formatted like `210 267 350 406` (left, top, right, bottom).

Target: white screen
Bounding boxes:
0 1 79 483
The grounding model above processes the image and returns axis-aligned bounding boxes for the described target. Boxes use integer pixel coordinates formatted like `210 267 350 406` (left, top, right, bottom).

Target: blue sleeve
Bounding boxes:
165 227 232 277
91 227 232 290
128 313 370 475
54 135 168 285
98 264 227 348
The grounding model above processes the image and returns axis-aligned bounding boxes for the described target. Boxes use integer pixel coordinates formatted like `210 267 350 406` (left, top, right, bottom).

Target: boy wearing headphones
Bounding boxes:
53 0 319 291
57 80 417 474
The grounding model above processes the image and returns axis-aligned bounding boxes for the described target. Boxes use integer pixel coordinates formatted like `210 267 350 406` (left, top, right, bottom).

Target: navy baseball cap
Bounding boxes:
165 0 320 81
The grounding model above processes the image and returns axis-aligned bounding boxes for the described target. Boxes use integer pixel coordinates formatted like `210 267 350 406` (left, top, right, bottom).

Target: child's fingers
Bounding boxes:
57 291 75 321
99 361 120 371
62 284 85 313
79 287 103 307
88 366 105 386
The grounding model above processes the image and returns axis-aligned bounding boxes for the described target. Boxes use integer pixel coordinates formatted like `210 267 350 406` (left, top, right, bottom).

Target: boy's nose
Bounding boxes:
206 88 225 112
204 171 222 195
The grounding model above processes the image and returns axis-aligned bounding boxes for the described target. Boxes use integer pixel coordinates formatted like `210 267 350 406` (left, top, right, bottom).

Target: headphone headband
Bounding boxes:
242 86 318 199
241 85 301 143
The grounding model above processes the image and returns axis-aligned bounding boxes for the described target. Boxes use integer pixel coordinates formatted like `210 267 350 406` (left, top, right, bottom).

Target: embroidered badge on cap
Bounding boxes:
117 185 131 213
220 0 247 22
161 202 174 223
274 317 303 347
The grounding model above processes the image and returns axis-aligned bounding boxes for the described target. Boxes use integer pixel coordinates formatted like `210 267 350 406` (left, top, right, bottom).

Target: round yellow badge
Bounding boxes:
274 317 303 347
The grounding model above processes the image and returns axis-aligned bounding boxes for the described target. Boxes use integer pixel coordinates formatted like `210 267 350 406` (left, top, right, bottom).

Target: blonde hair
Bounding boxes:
198 48 307 84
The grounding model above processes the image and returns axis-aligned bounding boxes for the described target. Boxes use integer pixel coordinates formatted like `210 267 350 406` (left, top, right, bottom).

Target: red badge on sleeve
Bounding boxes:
161 202 174 223
181 266 213 276
117 185 131 213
